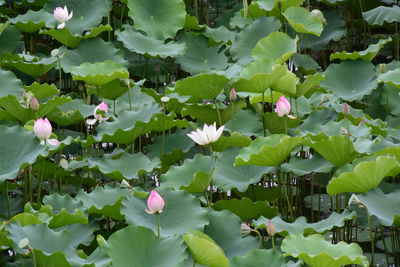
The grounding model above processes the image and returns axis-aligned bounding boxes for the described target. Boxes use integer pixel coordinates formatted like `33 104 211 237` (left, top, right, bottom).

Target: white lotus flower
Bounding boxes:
187 123 224 146
54 6 73 29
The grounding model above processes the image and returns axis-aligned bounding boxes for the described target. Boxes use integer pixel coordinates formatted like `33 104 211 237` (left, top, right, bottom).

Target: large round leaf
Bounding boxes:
377 69 400 89
362 5 400 26
330 38 392 61
127 0 186 40
230 249 285 267
321 60 378 101
230 16 281 64
116 25 186 58
327 156 400 196
235 135 302 166
121 188 208 237
283 7 323 36
9 9 55 33
281 233 369 267
173 73 229 102
0 125 47 181
0 68 24 99
251 32 297 64
176 33 228 75
183 230 229 267
101 226 187 267
59 38 127 73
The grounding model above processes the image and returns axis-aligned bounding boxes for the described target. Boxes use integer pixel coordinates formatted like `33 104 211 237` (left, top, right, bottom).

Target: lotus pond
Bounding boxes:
1 0 400 266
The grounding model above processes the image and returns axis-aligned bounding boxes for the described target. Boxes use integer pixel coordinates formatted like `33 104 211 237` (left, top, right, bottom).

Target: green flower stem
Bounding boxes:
57 56 62 91
36 159 46 203
262 93 266 137
156 213 161 239
310 175 314 222
28 165 33 203
284 117 288 135
368 212 375 266
279 167 293 220
214 100 222 126
5 180 11 218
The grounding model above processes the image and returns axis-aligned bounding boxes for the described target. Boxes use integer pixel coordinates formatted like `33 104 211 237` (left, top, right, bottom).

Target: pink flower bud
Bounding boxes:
276 96 291 117
229 88 237 101
94 102 109 122
343 103 350 116
145 190 165 214
267 220 276 236
34 118 52 140
29 96 40 111
54 6 73 29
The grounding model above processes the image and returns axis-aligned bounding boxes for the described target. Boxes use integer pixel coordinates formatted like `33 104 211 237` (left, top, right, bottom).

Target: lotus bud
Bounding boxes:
145 190 165 214
343 103 350 116
311 9 327 24
34 118 52 140
54 6 73 29
241 223 252 237
267 221 276 237
276 96 291 117
229 88 237 101
379 64 386 74
29 96 40 111
94 102 109 122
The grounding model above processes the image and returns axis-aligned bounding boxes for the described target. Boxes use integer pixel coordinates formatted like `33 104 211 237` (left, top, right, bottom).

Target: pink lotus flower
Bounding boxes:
276 96 291 117
187 123 225 146
34 118 60 146
29 96 40 111
267 220 276 236
343 103 350 116
54 6 73 29
229 88 237 101
86 102 109 125
145 190 165 214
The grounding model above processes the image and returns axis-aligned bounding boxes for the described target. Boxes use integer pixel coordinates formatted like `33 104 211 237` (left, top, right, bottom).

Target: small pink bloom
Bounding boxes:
86 102 109 125
54 6 73 29
276 96 291 117
145 190 165 214
267 220 276 236
343 103 350 116
34 118 52 140
29 96 40 111
229 88 237 101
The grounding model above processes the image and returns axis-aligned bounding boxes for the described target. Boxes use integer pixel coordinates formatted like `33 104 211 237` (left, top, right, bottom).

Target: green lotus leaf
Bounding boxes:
76 186 131 220
300 11 346 51
70 60 129 86
295 72 325 97
69 150 160 181
281 154 333 176
48 99 93 126
44 0 112 35
235 135 302 166
283 7 323 36
230 249 285 267
362 5 400 26
281 233 369 267
230 16 281 64
116 25 186 58
183 230 229 267
9 213 42 226
280 0 304 11
204 209 259 258
356 188 400 226
252 32 297 64
213 147 273 192
292 54 320 74
23 82 58 100
40 24 112 48
6 54 56 77
0 95 71 122
176 33 228 74
96 79 129 100
7 222 97 266
256 209 356 237
321 60 377 101
9 9 55 33
112 85 157 112
303 134 358 167
0 25 23 54
59 38 127 73
101 225 187 267
173 73 229 102
377 69 400 89
270 69 299 97
213 197 278 220
184 15 203 31
0 125 47 181
225 110 263 136
330 38 392 61
41 194 88 228
181 100 244 124
0 22 8 35
121 188 208 237
127 0 186 40
232 61 288 93
212 132 251 152
160 154 212 193
256 0 279 11
0 68 24 99
327 156 400 196
204 26 235 44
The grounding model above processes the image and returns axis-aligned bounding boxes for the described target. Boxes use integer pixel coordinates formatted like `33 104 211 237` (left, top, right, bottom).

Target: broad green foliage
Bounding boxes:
2 0 400 265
